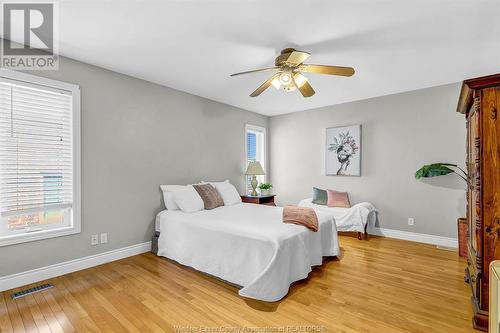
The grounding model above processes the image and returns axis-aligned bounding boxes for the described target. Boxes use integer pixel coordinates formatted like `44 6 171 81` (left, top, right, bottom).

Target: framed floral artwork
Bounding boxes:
326 125 361 176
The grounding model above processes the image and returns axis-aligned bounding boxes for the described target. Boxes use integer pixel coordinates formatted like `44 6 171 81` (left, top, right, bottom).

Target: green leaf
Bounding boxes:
258 183 273 190
430 162 457 167
415 163 456 179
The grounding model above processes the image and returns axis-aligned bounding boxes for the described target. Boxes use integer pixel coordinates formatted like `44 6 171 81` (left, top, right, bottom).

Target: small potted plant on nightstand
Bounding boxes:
258 183 273 196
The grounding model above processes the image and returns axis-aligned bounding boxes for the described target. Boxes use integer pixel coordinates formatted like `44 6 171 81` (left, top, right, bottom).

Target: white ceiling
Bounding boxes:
18 1 500 115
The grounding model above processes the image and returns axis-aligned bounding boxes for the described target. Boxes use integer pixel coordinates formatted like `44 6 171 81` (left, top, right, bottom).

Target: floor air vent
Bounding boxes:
11 283 53 300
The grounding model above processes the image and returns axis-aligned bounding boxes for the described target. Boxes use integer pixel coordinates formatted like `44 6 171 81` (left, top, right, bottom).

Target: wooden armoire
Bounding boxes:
457 73 500 331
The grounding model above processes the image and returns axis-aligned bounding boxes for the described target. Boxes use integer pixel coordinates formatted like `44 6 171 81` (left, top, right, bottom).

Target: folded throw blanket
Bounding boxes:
283 205 319 232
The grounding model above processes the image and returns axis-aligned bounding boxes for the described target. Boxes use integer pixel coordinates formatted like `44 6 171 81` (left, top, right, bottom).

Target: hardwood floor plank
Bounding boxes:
13 295 37 332
41 287 76 332
23 294 51 333
62 272 126 333
3 292 26 333
0 236 478 333
49 276 103 333
31 289 64 333
90 272 168 332
0 293 14 333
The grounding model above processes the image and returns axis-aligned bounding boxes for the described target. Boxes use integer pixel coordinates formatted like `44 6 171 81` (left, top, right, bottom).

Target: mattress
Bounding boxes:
298 198 377 233
156 203 339 302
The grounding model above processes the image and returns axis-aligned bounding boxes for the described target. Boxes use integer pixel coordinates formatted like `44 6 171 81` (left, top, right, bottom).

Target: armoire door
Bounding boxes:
481 86 500 310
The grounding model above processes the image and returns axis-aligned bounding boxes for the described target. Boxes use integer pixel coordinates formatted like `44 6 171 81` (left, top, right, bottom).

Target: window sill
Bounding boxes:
0 225 81 247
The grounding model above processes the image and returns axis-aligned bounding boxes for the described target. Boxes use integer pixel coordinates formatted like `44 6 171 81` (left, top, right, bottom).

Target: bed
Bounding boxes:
154 203 339 302
298 198 377 239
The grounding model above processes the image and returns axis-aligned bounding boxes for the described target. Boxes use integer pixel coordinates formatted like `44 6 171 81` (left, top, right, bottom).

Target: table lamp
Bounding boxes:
245 161 265 196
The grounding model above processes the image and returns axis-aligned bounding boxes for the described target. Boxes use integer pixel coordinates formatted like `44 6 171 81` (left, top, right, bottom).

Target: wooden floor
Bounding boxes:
0 235 478 333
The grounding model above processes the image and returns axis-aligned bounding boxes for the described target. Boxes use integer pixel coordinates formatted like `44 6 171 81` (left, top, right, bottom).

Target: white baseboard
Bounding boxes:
368 227 458 248
0 241 152 292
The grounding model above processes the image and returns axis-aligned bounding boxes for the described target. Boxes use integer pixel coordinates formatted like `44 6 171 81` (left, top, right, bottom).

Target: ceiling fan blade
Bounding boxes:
300 64 355 76
293 74 315 97
230 67 279 77
287 50 311 65
250 74 279 97
275 49 311 66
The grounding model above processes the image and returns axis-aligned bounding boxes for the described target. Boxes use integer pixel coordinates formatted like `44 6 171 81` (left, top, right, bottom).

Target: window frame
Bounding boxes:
244 124 267 192
0 70 81 247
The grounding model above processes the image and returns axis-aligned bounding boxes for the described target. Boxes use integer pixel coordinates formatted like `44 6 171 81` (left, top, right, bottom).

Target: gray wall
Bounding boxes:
270 83 466 238
0 57 268 276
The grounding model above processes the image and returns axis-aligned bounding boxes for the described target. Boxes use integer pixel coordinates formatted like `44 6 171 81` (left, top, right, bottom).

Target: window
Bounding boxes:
245 124 266 193
0 71 80 246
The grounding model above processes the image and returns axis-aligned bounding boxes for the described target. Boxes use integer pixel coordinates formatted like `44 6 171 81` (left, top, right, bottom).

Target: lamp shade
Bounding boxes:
245 161 265 175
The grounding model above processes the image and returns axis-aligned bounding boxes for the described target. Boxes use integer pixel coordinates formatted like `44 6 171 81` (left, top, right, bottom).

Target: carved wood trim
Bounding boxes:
457 83 473 114
457 73 500 114
465 73 500 89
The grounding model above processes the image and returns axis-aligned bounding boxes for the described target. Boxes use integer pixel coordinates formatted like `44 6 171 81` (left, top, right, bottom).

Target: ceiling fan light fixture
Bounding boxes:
271 77 281 89
278 71 292 86
293 72 308 88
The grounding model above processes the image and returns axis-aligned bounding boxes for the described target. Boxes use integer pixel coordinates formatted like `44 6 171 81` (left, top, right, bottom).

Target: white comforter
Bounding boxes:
298 198 377 233
156 203 339 302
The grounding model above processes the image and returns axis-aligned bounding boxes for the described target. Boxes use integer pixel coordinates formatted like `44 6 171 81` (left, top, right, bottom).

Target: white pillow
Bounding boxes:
160 185 186 210
205 180 241 206
173 185 204 213
203 180 226 186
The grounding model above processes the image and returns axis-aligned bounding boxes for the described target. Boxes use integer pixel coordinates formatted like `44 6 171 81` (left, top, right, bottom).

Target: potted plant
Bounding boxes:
415 163 468 256
258 183 273 196
415 163 467 183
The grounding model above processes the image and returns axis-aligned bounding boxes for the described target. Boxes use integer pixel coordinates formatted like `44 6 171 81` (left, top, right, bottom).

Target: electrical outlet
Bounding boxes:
100 233 108 244
91 234 99 245
408 218 415 226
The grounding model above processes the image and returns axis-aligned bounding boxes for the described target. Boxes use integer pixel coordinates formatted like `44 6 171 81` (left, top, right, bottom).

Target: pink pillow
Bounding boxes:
327 189 351 208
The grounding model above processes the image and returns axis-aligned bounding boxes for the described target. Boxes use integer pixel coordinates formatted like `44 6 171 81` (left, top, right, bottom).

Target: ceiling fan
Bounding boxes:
230 48 355 98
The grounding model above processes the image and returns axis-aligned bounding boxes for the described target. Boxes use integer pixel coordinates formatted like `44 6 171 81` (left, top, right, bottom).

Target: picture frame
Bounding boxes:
325 124 361 176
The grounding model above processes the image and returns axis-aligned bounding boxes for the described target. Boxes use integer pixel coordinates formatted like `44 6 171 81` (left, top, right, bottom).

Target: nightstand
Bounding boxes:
240 194 276 206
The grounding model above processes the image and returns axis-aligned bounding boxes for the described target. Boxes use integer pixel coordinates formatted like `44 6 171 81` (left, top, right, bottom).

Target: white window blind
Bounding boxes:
246 131 257 190
245 125 266 193
0 79 74 238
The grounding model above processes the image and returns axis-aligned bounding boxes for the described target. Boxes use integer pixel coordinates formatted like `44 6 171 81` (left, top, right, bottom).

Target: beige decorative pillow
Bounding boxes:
193 184 224 210
326 189 351 208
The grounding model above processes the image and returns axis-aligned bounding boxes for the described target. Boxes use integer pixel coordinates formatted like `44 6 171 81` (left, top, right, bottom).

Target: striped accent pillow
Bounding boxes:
193 184 224 210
